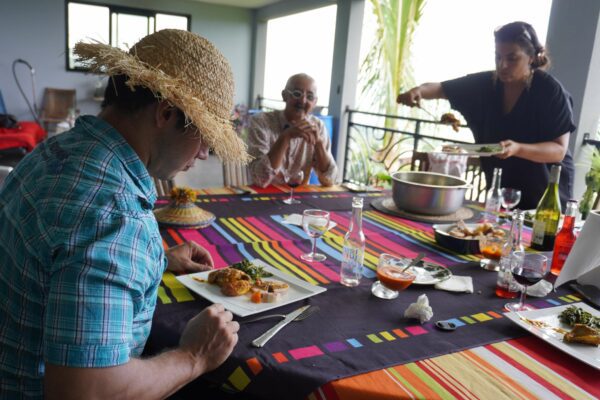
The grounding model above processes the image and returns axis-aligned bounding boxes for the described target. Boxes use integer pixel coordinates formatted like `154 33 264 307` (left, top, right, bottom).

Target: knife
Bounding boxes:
251 305 310 348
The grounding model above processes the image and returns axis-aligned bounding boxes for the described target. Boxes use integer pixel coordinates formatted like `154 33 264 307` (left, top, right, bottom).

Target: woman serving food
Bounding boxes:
397 21 576 210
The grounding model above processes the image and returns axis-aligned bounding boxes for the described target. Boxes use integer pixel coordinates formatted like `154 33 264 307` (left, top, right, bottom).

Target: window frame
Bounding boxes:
65 1 191 72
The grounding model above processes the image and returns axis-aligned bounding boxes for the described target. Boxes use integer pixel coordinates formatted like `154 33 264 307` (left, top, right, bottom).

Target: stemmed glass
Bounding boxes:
505 251 549 312
283 169 304 205
301 209 330 262
371 253 416 299
501 188 522 214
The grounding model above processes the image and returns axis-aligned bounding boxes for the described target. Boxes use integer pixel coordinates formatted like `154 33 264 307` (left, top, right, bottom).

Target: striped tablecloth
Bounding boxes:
153 185 600 399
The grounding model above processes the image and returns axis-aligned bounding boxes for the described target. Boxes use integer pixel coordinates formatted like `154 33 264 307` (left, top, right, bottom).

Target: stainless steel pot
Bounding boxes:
391 171 470 215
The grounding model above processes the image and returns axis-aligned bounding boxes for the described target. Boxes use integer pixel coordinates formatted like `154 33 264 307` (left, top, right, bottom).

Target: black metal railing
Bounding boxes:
343 108 474 185
582 132 600 150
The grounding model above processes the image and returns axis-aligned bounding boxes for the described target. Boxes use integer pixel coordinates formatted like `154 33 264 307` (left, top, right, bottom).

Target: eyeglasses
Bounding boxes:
286 89 316 102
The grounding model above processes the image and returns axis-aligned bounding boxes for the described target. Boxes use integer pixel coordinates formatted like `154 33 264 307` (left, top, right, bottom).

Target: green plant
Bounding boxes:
579 147 600 219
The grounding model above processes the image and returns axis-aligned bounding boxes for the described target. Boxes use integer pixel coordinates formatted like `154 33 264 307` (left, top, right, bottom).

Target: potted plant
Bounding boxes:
579 147 600 219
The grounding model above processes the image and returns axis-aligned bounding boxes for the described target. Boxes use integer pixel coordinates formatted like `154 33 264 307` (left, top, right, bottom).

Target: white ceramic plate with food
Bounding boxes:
504 302 600 370
177 260 326 317
433 143 503 156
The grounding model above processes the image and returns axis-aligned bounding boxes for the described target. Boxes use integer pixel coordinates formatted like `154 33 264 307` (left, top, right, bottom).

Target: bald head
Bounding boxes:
285 73 316 91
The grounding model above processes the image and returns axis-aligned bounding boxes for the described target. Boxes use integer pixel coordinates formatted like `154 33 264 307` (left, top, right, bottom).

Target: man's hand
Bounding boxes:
179 304 239 375
284 119 319 145
166 241 214 274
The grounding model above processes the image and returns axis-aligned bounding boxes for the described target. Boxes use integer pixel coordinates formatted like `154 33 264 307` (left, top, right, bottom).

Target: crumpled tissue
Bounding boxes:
525 279 553 297
404 294 433 324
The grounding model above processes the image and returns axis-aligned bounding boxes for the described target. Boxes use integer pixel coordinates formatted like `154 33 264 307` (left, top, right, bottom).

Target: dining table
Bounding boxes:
144 184 600 400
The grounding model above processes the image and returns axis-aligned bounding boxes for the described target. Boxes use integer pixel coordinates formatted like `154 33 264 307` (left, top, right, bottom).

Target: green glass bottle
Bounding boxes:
531 165 562 251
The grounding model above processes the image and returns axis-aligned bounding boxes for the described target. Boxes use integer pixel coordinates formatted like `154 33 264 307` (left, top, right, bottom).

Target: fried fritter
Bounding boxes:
220 279 253 296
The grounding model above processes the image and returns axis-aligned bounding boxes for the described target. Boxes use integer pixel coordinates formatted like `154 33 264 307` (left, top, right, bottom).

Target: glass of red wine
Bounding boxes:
283 169 304 205
505 251 549 312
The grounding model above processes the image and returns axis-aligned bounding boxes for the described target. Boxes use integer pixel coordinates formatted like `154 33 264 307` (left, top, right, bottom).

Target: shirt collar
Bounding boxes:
76 115 156 204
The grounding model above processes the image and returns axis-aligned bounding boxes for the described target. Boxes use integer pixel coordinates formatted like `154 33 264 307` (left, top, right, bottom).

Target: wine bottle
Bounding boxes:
531 165 562 251
340 197 366 287
484 168 502 223
550 199 578 276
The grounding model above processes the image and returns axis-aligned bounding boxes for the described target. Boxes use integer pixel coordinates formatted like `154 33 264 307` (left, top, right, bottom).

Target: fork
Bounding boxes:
241 305 320 324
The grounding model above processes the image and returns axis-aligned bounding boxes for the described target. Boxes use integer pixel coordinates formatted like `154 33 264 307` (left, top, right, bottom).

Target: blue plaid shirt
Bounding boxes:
0 116 166 398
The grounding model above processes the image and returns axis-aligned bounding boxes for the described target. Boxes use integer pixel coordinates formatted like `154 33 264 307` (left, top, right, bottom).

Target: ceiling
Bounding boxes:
186 0 282 8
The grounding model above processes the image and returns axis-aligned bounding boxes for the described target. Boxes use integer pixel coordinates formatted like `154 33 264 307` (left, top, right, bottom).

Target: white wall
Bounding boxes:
0 0 253 121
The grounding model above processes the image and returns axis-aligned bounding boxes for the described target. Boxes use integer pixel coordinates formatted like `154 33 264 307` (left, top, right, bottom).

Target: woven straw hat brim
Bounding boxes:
74 34 249 164
154 203 215 229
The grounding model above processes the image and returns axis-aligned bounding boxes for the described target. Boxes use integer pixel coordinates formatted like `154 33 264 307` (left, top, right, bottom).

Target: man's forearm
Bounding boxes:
45 348 201 400
515 141 567 163
267 134 290 170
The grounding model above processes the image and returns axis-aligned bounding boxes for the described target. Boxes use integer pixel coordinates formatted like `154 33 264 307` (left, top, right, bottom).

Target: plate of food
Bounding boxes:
433 221 506 254
504 302 600 370
176 259 326 317
438 143 504 157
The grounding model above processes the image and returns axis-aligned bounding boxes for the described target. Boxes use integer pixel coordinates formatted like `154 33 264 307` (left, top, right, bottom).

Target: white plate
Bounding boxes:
176 260 326 317
399 257 452 285
504 302 600 370
433 143 503 156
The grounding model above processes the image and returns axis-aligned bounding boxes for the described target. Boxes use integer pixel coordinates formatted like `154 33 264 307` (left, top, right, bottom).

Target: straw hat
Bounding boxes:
154 187 215 229
73 29 249 163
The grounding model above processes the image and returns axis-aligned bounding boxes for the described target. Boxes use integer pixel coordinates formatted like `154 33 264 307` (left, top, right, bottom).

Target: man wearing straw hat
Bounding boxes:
0 30 248 398
248 73 338 187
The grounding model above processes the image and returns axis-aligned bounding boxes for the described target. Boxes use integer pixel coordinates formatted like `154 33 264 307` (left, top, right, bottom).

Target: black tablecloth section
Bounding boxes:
145 261 575 400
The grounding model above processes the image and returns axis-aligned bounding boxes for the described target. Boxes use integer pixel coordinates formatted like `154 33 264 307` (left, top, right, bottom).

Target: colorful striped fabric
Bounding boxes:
312 336 600 400
155 186 599 400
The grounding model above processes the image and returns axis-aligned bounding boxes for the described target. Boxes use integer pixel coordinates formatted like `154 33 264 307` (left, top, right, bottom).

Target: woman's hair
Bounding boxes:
494 21 550 70
101 74 186 130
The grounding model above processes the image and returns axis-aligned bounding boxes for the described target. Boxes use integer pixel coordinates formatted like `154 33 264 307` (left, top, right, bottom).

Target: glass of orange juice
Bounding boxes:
479 235 505 271
371 253 416 299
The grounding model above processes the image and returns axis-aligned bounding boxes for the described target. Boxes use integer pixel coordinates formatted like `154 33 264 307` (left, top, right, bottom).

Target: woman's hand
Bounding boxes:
397 87 422 107
166 241 214 274
497 140 520 159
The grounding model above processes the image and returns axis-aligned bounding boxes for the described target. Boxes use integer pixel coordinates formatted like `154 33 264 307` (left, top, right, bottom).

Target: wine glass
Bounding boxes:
371 253 416 299
505 251 549 312
501 188 522 213
283 169 304 205
301 209 330 262
478 235 506 271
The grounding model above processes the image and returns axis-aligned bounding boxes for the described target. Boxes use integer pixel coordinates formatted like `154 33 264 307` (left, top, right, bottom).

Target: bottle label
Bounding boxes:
531 220 546 245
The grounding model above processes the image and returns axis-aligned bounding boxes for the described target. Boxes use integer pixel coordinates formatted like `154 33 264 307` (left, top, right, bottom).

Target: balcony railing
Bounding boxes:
343 108 475 185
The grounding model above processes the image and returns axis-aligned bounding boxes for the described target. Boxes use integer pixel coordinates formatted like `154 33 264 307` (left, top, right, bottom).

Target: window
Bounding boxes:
66 2 190 71
262 5 337 113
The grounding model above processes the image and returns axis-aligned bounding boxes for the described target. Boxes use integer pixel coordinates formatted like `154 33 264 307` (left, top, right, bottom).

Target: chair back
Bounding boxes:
40 88 76 130
410 151 488 202
153 178 174 197
222 162 250 187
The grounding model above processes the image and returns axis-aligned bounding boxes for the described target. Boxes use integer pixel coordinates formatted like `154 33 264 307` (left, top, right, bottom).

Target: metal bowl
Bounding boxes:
391 171 470 215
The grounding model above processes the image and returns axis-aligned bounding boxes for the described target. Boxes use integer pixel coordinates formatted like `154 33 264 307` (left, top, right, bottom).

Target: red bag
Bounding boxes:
0 121 46 152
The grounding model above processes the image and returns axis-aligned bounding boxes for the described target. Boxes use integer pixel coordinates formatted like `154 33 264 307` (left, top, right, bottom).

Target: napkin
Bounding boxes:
404 294 433 323
281 213 337 230
525 279 553 297
555 210 600 289
434 276 473 293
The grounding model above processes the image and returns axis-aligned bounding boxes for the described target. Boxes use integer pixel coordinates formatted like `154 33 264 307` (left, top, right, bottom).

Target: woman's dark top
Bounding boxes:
442 70 576 210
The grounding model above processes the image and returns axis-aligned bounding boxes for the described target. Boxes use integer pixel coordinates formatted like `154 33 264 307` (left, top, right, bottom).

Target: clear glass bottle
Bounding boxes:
485 168 502 223
550 199 578 276
340 197 366 287
531 165 562 251
495 210 524 299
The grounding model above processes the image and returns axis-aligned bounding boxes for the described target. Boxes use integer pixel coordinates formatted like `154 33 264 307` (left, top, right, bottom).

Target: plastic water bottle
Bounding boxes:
340 197 366 287
485 167 502 223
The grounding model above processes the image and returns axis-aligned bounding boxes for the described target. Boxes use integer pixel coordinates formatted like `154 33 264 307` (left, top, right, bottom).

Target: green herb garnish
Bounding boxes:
558 306 600 329
477 146 496 153
230 260 273 280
